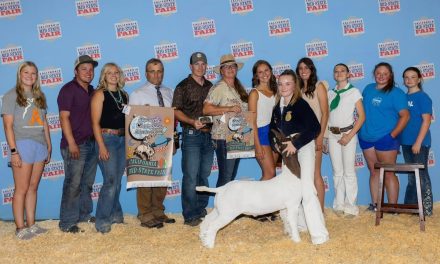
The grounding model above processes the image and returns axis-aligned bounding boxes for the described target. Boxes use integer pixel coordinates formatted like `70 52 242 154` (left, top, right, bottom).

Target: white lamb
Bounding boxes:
196 168 302 248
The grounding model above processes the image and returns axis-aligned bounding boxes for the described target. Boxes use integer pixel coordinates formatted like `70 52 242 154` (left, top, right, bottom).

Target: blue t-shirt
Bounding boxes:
400 91 432 147
359 83 407 142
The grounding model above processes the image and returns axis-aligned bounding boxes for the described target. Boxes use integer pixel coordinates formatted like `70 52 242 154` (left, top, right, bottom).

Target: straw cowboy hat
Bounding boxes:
213 54 244 74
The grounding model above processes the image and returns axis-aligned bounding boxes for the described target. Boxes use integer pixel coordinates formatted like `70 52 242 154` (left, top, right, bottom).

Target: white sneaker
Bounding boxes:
28 224 48 235
15 228 37 240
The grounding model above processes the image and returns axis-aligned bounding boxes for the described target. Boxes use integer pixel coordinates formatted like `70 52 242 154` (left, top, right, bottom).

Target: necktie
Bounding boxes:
329 83 353 111
155 85 165 107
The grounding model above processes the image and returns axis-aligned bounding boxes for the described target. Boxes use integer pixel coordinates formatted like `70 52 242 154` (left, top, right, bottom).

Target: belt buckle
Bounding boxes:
330 127 340 134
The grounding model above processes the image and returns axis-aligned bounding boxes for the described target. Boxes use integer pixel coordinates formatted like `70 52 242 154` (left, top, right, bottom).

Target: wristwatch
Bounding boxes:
10 148 17 154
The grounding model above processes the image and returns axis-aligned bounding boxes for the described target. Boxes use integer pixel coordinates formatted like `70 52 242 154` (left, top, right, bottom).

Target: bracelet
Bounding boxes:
11 152 19 155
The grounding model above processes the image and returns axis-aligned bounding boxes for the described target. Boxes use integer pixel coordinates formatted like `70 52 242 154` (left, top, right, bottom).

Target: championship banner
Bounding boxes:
125 105 174 188
225 111 255 159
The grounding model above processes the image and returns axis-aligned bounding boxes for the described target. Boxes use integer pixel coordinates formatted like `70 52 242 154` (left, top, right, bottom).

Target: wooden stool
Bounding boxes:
374 163 425 231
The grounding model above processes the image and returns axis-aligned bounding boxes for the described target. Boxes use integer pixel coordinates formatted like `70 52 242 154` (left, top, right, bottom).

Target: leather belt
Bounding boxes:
101 128 125 136
329 125 354 134
185 127 211 133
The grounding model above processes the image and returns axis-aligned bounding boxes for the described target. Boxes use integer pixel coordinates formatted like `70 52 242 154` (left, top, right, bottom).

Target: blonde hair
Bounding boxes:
275 69 301 106
97 62 126 91
15 61 47 109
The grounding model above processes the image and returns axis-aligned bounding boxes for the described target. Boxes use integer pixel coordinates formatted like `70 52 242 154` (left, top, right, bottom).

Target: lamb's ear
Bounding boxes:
288 133 300 142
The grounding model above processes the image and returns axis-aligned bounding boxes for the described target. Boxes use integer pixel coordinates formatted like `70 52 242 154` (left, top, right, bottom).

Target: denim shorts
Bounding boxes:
15 139 48 163
359 133 400 151
258 125 270 146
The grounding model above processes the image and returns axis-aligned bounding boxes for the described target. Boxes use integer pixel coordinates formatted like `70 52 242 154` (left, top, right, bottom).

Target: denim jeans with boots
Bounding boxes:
181 128 214 221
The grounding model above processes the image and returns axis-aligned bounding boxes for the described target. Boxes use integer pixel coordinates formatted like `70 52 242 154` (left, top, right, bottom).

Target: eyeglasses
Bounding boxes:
221 64 237 70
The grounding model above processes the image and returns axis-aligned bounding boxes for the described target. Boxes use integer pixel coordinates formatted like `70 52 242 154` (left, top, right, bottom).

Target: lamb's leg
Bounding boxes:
279 209 291 236
200 209 218 237
286 205 301 243
201 214 236 249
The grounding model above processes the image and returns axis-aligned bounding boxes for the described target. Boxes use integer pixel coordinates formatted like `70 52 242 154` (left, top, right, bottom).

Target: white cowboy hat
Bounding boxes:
213 54 244 74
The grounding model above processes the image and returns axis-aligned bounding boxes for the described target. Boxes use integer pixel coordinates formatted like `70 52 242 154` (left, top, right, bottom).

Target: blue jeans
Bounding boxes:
181 128 214 221
213 139 240 188
402 145 433 216
59 139 98 230
95 134 126 232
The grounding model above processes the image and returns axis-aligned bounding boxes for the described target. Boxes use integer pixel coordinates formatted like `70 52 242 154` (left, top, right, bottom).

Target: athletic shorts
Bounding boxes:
15 139 48 163
258 125 270 146
358 133 400 151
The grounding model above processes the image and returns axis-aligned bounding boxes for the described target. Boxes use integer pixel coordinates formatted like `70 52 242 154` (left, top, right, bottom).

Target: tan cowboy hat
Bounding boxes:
213 54 244 74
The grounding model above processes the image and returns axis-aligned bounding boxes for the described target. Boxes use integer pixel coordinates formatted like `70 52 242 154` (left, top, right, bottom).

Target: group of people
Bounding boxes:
1 52 433 244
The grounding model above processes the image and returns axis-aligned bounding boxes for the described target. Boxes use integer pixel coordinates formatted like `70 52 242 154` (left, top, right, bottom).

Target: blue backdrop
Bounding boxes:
0 0 438 220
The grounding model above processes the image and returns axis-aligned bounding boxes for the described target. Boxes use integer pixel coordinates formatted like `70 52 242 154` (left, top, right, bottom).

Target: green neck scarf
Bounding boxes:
329 83 353 111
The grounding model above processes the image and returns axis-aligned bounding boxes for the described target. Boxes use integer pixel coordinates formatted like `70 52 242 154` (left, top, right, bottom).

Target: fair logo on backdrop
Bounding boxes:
166 180 181 197
378 0 400 14
154 42 179 61
231 41 254 59
432 108 436 123
230 0 253 14
2 187 14 205
355 152 365 169
192 18 216 38
305 40 328 58
428 150 435 167
123 66 141 85
1 141 9 158
115 20 140 39
268 17 291 37
415 62 435 80
153 0 177 15
39 68 63 87
0 45 24 65
75 0 100 16
0 0 22 18
272 63 291 79
347 63 365 81
378 40 400 58
342 17 364 36
323 175 329 192
414 18 436 37
42 160 64 180
77 43 101 60
37 21 62 41
91 183 102 200
205 65 218 82
47 113 61 132
305 0 328 14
